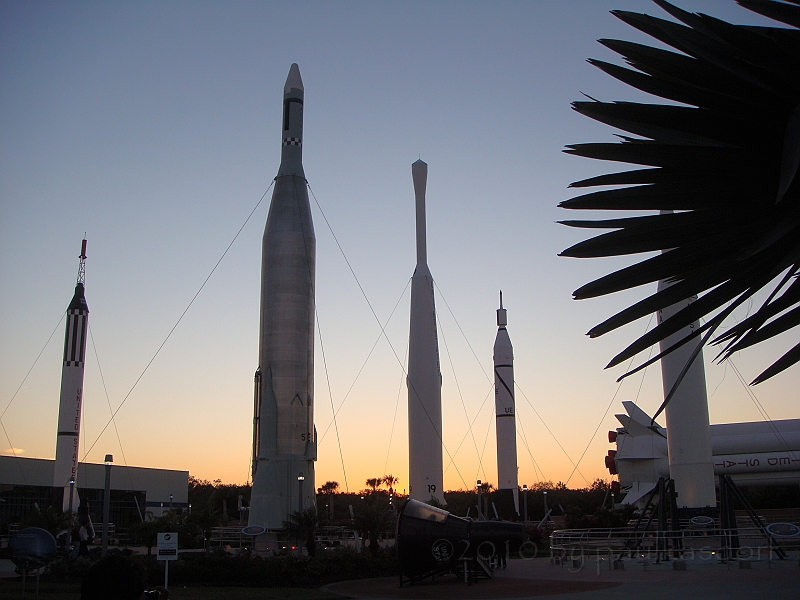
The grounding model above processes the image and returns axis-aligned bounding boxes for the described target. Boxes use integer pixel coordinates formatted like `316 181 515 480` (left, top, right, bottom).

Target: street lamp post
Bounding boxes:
298 474 305 512
543 490 548 524
522 484 528 524
68 476 75 516
169 494 173 510
102 455 113 557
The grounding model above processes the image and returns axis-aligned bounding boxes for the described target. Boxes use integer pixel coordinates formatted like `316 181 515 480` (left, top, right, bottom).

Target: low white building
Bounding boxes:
0 455 188 530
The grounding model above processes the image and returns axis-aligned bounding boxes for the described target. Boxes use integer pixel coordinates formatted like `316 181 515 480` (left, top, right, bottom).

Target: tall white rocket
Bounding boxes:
54 239 89 512
249 64 317 530
657 223 715 509
494 292 519 515
407 160 445 504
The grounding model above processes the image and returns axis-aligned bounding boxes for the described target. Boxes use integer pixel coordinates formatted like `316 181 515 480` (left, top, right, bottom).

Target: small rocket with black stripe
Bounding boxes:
494 292 519 516
54 238 89 511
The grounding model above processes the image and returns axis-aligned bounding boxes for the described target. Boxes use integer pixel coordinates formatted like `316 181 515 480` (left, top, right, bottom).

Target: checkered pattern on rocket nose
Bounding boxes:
283 137 302 146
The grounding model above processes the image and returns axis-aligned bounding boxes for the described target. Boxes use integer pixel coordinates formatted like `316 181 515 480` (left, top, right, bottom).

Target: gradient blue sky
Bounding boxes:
2 1 796 492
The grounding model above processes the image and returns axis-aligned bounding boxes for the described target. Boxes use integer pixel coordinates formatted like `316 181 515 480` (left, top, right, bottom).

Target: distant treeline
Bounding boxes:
188 476 800 528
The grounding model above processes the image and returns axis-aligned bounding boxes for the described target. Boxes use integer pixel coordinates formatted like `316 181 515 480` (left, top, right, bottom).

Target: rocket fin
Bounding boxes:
623 400 666 434
621 481 657 505
623 401 660 427
617 414 665 438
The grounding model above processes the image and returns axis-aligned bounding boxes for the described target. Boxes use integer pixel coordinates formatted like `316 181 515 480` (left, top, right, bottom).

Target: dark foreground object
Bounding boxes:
397 499 525 584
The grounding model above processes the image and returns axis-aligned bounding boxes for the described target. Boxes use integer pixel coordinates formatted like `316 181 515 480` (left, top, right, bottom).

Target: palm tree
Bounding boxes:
317 481 339 522
365 477 383 493
354 494 390 558
382 474 399 494
283 508 319 557
561 0 800 390
318 481 339 495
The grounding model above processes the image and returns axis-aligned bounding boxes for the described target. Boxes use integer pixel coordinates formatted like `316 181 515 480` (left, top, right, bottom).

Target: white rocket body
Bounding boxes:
407 160 445 504
610 401 800 503
54 242 89 512
657 281 716 509
494 298 519 514
249 64 317 530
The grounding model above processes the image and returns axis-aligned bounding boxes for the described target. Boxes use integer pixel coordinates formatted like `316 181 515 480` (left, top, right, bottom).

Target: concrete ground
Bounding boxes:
325 555 800 600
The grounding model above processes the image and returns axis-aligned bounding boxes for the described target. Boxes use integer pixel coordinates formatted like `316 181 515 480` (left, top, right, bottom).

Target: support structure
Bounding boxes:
718 475 787 561
620 477 682 562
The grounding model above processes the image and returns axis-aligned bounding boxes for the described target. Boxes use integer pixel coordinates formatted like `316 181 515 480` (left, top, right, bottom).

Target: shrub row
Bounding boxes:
45 547 398 588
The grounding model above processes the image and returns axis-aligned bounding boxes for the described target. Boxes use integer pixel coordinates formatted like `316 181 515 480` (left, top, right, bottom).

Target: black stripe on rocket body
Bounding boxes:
63 318 71 364
63 283 89 367
69 314 79 364
78 314 87 363
494 366 514 398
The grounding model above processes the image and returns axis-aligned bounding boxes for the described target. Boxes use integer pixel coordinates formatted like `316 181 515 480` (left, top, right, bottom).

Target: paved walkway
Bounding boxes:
325 556 800 600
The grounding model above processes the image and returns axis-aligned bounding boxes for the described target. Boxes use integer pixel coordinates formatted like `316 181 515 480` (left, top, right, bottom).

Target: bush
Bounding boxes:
139 547 397 588
38 547 397 588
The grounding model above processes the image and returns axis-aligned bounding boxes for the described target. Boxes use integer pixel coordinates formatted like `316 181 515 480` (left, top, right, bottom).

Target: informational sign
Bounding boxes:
156 532 178 561
9 527 57 570
242 525 266 536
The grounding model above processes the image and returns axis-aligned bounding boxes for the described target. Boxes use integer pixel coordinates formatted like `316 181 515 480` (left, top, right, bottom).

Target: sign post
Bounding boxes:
156 532 178 589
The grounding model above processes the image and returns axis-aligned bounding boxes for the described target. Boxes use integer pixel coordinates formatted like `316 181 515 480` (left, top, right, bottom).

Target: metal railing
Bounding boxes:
550 525 800 564
209 526 250 548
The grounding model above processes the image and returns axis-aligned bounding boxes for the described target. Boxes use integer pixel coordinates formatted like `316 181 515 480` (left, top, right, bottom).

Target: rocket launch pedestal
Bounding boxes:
54 239 89 512
407 160 445 505
249 64 317 532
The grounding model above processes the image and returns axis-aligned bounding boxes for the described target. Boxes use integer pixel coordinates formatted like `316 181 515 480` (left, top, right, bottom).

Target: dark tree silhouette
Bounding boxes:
561 0 800 386
317 480 339 522
283 508 319 557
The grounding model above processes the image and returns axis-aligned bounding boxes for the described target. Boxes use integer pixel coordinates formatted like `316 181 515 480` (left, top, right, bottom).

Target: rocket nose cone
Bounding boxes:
284 63 304 94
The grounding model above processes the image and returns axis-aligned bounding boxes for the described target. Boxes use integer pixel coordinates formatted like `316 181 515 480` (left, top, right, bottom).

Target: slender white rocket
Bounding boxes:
657 212 715 509
494 292 519 515
249 64 317 530
407 159 445 504
54 239 89 512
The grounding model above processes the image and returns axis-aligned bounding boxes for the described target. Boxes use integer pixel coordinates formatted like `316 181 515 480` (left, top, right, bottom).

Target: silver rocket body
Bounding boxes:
657 283 716 509
249 64 317 530
407 160 445 504
54 241 89 511
494 297 519 514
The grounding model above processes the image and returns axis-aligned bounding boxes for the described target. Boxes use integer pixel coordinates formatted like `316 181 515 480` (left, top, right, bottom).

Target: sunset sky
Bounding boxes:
2 1 796 495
